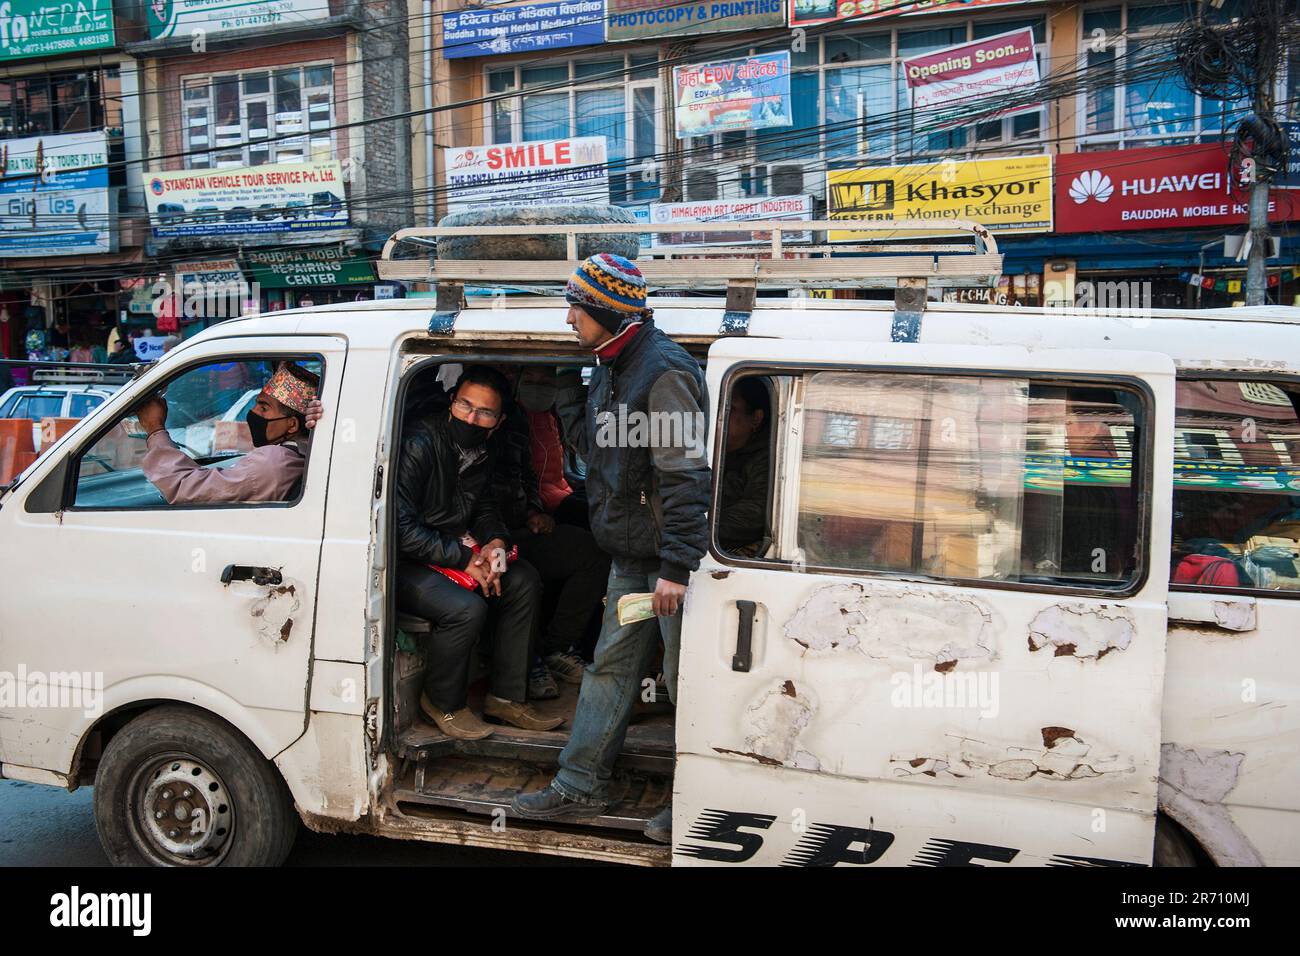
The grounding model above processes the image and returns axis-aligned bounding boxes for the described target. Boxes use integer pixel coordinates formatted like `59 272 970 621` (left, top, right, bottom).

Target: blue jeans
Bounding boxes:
553 563 681 802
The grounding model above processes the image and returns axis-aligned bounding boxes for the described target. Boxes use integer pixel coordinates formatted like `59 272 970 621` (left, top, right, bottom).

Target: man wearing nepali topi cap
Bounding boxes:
138 362 323 505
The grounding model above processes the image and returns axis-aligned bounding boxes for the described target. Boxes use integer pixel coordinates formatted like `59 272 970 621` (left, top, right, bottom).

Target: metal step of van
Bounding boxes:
398 753 671 832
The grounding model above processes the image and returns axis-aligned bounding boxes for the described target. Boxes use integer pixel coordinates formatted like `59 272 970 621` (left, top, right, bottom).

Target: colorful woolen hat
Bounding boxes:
565 253 649 333
264 362 319 414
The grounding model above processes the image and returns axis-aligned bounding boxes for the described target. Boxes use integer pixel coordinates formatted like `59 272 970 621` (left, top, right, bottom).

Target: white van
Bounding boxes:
1 221 1296 867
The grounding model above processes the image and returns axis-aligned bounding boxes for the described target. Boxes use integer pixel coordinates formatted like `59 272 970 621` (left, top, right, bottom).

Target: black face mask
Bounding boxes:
448 413 492 448
246 410 295 448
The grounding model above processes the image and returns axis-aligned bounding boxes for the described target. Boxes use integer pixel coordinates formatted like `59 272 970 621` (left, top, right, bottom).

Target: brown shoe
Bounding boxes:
484 694 565 731
420 693 494 740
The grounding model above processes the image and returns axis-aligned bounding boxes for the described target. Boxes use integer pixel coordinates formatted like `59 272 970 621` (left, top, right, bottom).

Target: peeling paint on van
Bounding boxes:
1210 600 1257 633
784 582 996 668
891 728 1135 782
1158 744 1263 866
1027 603 1136 659
250 584 301 647
716 678 821 772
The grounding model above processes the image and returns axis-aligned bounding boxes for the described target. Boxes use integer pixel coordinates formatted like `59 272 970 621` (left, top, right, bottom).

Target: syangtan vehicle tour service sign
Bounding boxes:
146 161 347 238
147 0 331 39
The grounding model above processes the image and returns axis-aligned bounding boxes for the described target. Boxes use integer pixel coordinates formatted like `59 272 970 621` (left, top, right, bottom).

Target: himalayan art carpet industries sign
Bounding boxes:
903 28 1039 120
146 161 347 238
443 0 605 58
791 0 1038 28
244 245 375 287
650 196 812 247
444 137 609 214
147 0 331 39
674 52 792 139
1055 144 1299 233
0 0 115 62
827 154 1052 240
607 0 783 41
0 131 115 256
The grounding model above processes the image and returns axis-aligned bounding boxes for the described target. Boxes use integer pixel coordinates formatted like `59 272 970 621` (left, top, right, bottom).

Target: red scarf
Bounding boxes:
594 321 644 365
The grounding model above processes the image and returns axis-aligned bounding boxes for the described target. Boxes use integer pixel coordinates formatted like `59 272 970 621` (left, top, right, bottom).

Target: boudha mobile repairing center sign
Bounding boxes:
828 155 1052 240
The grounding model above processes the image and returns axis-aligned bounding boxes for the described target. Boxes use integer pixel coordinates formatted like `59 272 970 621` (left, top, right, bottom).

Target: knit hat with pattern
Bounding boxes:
564 253 649 333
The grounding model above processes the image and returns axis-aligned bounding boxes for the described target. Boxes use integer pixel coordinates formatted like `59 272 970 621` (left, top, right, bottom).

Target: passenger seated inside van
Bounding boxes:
491 365 610 700
138 362 323 505
717 375 772 556
394 364 565 740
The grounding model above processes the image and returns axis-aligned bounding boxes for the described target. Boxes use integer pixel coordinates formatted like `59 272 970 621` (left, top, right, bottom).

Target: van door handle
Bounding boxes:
220 565 283 586
732 600 757 672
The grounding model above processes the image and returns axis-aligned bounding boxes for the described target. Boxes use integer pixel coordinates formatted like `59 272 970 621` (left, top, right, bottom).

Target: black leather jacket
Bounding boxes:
395 413 511 570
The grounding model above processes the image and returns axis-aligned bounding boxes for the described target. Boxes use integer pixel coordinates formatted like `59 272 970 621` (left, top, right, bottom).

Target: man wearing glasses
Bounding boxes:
394 365 563 740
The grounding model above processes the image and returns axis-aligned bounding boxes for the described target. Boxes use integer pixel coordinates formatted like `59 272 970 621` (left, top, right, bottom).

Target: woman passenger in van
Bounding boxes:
717 376 771 556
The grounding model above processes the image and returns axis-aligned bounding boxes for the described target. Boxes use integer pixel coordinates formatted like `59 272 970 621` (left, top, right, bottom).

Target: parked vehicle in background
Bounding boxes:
0 383 123 450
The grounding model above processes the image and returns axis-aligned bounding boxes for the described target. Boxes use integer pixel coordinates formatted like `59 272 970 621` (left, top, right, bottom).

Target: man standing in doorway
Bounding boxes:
511 254 710 844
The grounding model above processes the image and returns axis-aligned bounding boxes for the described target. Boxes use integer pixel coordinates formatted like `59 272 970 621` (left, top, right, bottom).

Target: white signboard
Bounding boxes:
145 161 346 238
147 0 331 39
650 195 813 248
443 137 609 213
0 131 115 256
903 28 1039 117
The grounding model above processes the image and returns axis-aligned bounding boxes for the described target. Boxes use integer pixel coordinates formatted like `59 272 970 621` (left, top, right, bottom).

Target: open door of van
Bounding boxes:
673 338 1176 867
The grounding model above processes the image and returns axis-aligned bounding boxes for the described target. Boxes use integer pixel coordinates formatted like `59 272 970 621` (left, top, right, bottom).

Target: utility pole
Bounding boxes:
1245 0 1283 306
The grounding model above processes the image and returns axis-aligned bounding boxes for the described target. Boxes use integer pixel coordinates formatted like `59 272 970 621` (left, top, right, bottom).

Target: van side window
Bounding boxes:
72 356 323 509
1171 379 1300 593
717 369 1148 592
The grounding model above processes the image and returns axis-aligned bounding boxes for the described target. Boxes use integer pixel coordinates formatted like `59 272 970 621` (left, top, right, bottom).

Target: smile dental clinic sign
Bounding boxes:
1056 143 1299 233
903 28 1038 116
444 136 609 214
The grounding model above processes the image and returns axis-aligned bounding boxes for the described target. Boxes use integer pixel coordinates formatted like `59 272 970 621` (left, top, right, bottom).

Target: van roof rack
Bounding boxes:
377 219 1002 341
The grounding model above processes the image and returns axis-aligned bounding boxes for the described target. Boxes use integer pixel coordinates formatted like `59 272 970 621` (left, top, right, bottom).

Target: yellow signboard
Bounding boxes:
827 155 1053 241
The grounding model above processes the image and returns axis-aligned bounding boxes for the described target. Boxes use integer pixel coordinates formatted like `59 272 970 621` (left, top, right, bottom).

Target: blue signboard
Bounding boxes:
0 131 114 256
443 0 606 59
1279 121 1300 190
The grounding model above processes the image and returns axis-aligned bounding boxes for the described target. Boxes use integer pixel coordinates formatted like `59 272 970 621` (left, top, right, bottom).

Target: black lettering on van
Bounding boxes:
781 823 896 866
911 838 1019 867
674 810 775 863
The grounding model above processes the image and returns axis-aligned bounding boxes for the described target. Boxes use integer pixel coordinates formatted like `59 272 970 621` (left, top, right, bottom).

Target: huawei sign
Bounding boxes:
1069 170 1113 204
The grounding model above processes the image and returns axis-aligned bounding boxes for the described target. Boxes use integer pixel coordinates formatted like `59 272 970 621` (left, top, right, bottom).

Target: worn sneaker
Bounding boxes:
511 783 608 821
484 694 565 731
545 650 586 685
528 662 560 700
645 804 672 844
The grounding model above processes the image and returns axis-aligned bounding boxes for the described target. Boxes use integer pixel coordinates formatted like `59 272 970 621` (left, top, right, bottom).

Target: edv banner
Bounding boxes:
673 52 792 139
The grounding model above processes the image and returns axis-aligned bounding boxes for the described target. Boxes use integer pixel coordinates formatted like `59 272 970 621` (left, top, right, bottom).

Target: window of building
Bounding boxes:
1171 378 1300 594
1076 1 1285 148
486 54 662 205
182 65 335 169
716 369 1148 592
0 70 111 138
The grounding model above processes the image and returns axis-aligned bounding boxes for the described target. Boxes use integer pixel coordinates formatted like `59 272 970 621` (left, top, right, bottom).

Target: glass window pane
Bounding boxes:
1171 380 1300 592
576 88 625 161
1083 7 1122 34
1124 39 1194 140
492 98 514 143
1012 110 1041 139
1085 48 1117 135
825 32 891 63
275 69 302 115
304 65 333 89
522 92 568 141
243 72 269 96
488 69 515 95
973 17 1045 43
574 59 622 82
898 27 965 58
1128 2 1184 30
631 54 659 80
825 65 891 159
522 66 567 89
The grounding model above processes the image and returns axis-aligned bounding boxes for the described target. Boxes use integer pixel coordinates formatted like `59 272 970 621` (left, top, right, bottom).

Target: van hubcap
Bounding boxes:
130 755 234 865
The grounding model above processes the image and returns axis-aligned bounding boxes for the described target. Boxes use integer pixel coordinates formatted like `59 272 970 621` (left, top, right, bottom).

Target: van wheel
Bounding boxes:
1153 814 1201 867
436 204 640 262
93 706 297 867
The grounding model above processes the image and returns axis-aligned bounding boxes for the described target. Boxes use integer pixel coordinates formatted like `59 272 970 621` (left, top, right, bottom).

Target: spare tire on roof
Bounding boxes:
436 204 640 262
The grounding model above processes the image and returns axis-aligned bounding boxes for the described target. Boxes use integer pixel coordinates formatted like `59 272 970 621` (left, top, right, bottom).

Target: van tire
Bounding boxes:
93 705 297 867
436 204 640 262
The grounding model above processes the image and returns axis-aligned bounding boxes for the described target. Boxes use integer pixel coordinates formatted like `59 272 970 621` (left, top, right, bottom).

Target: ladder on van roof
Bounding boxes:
376 218 1003 341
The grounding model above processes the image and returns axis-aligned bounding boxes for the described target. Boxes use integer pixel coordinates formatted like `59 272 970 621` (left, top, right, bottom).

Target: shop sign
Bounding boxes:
134 336 170 362
1277 122 1300 189
791 0 1038 29
606 0 783 42
444 137 608 213
0 0 115 62
827 154 1052 240
443 0 606 58
903 28 1038 119
673 52 791 139
147 0 330 39
243 245 375 288
1056 144 1299 233
650 195 812 247
145 161 347 238
0 131 115 256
